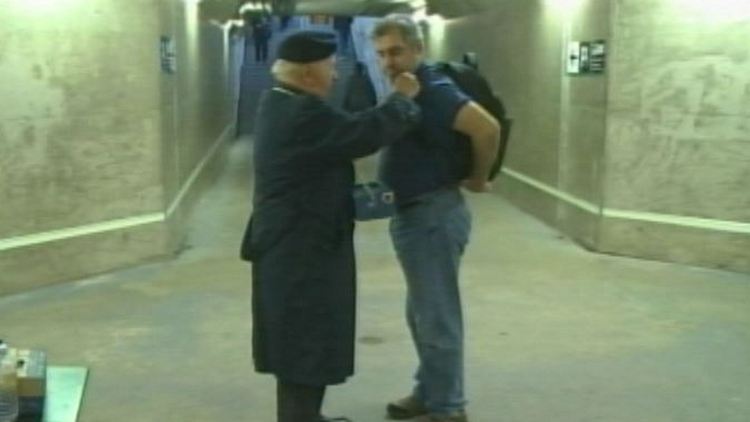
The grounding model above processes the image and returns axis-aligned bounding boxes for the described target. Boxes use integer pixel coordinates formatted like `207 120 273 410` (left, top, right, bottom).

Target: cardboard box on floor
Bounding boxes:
1 347 46 422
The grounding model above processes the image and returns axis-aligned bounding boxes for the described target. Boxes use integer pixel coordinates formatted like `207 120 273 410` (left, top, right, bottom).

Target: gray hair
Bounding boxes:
371 14 424 47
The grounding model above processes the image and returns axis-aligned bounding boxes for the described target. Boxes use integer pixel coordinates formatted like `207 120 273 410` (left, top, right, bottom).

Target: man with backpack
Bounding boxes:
371 15 500 422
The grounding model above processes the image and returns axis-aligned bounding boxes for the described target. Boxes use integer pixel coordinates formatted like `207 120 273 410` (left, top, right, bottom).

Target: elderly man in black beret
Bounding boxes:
240 30 422 422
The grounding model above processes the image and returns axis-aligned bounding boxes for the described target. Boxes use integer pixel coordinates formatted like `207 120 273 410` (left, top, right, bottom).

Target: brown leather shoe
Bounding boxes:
386 395 428 420
413 411 468 422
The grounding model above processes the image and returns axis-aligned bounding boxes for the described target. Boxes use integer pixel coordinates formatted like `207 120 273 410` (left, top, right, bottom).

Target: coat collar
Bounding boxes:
273 82 306 96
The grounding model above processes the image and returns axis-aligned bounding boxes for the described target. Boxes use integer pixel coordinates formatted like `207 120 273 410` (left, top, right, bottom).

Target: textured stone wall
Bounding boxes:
600 0 750 271
0 0 235 294
426 0 749 272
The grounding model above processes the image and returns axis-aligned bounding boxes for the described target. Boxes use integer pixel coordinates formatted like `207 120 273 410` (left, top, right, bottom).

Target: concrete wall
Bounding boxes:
426 0 610 246
426 0 749 272
160 1 236 251
558 0 611 247
426 1 564 225
601 0 750 271
0 0 235 295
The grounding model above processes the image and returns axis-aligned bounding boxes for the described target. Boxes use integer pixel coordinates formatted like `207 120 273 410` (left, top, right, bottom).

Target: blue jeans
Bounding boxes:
389 188 472 415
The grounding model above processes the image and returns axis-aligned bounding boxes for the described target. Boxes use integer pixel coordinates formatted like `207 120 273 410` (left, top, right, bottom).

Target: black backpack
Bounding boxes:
434 61 513 181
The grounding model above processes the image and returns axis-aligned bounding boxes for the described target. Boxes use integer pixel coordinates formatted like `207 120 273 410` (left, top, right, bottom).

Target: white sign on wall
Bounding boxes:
567 40 606 75
567 41 581 74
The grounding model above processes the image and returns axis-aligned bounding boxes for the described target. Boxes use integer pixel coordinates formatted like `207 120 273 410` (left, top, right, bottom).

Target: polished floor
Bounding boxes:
1 139 749 422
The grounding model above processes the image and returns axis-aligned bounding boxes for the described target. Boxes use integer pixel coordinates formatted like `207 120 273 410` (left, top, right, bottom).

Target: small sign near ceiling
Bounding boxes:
567 40 606 75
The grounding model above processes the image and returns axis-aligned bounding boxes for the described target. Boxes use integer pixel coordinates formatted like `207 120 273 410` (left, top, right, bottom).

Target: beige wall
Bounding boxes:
600 0 750 271
426 0 749 272
558 0 611 247
427 0 609 245
425 1 561 229
160 1 235 250
0 0 235 295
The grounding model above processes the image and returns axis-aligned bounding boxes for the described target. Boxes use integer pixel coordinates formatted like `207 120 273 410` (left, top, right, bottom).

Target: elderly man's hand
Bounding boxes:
392 72 421 99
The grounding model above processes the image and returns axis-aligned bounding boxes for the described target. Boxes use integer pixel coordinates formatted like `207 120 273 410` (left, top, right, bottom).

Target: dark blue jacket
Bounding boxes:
379 63 471 204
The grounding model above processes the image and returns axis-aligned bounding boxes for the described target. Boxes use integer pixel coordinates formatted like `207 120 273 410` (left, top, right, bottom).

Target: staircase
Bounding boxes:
235 17 359 136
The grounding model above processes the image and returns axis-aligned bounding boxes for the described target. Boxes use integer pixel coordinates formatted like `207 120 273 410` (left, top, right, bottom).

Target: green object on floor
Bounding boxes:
43 367 88 422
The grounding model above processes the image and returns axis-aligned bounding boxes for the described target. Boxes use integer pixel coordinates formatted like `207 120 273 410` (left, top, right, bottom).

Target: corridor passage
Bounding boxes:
1 140 748 422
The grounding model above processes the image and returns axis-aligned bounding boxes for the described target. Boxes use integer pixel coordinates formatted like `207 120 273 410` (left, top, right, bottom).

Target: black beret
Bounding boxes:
277 30 337 63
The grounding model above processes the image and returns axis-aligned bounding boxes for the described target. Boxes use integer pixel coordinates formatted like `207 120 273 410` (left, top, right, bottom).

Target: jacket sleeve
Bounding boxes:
300 93 421 163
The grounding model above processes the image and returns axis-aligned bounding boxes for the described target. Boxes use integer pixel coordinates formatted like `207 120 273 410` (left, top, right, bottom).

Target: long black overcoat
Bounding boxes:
241 85 419 385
